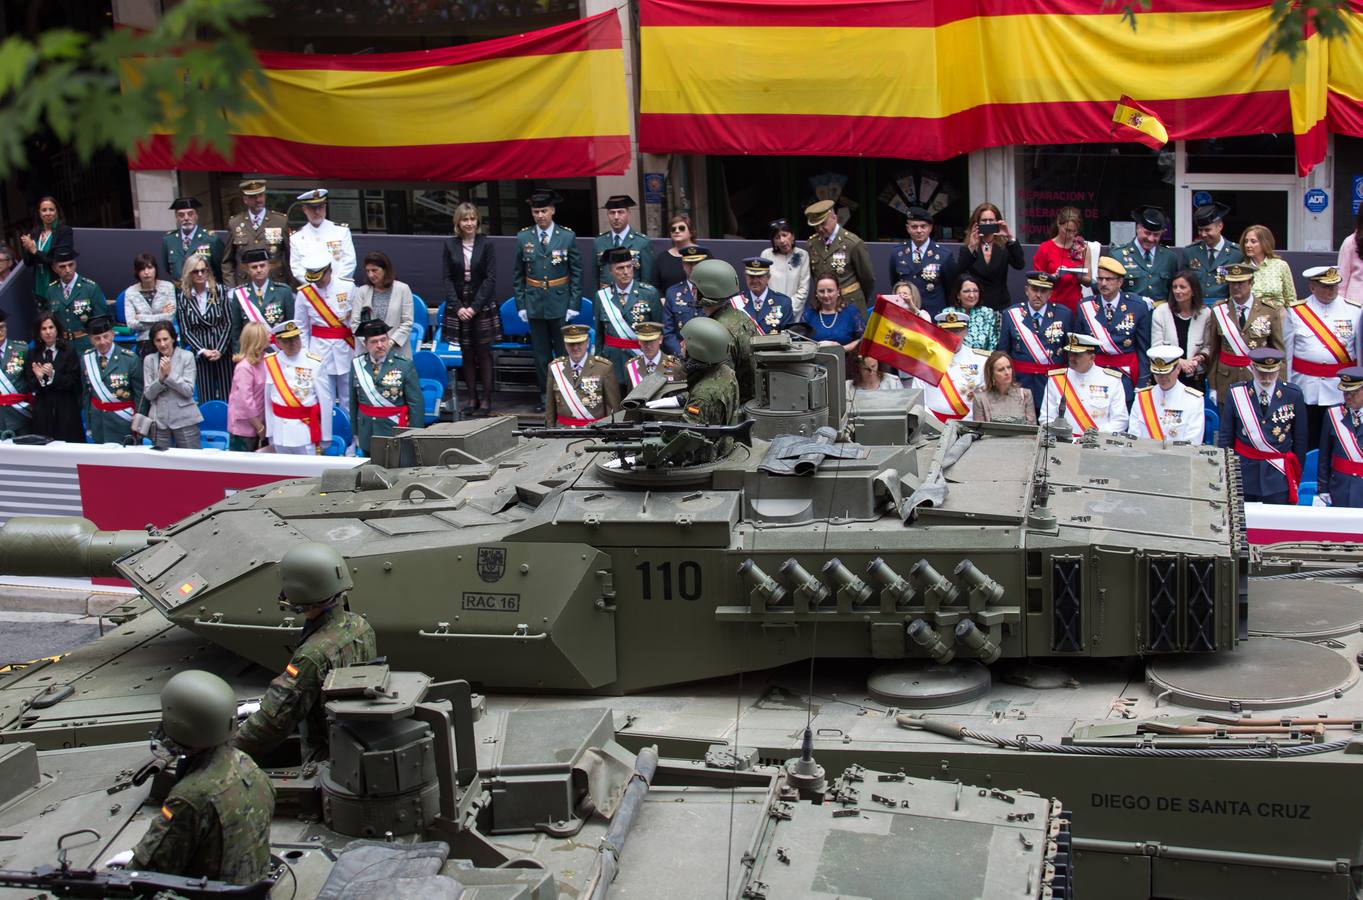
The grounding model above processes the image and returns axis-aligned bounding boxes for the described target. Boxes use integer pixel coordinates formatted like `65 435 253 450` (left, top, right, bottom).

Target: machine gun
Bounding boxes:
0 828 276 898
517 420 755 468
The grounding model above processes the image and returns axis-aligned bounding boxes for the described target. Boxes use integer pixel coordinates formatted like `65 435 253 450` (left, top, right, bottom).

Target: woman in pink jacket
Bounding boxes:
227 322 269 451
1337 210 1363 301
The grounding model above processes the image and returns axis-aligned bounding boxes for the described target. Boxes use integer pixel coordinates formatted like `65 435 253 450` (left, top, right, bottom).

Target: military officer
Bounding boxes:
995 272 1072 413
741 257 794 333
595 247 663 386
350 319 423 456
889 206 955 317
231 248 295 333
161 197 225 283
1318 366 1363 507
289 189 356 285
45 248 107 354
514 190 583 410
914 310 988 424
680 315 740 460
626 321 685 388
661 245 709 356
1041 333 1129 435
264 320 332 455
236 542 377 763
1218 347 1307 504
545 323 619 426
119 670 274 885
222 178 289 286
1204 262 1285 402
1128 345 1205 444
1284 265 1361 450
81 316 142 444
591 194 654 291
0 310 31 437
1183 202 1244 303
694 258 759 405
1075 256 1152 404
805 199 875 312
295 248 356 407
1110 205 1179 303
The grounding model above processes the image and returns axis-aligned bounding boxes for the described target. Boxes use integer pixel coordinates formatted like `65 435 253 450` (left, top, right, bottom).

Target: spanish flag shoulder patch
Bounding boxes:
285 663 300 678
686 404 701 415
161 804 174 820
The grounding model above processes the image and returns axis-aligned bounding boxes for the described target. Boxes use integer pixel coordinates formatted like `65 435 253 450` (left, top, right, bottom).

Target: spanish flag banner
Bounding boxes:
858 297 961 387
1111 96 1168 150
130 12 630 181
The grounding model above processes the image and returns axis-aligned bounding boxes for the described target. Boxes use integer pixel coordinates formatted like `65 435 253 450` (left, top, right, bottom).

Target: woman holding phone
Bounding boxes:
954 202 1024 311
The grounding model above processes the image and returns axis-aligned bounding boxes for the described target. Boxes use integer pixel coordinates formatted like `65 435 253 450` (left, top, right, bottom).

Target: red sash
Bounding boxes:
1234 439 1301 503
1135 388 1164 440
1293 358 1352 378
299 284 354 347
0 393 32 406
311 324 353 342
91 398 133 412
271 401 322 444
1095 352 1138 385
603 334 636 349
1334 457 1363 477
358 403 409 426
1012 359 1053 375
556 415 595 427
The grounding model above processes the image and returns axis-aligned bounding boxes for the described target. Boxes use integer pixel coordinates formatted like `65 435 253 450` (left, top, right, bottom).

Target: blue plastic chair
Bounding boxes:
1203 408 1218 445
413 349 447 385
577 296 595 350
200 432 230 451
199 400 228 432
498 296 527 341
1303 448 1319 484
411 295 428 345
323 406 353 456
419 379 443 425
430 301 463 369
112 290 137 346
413 350 447 423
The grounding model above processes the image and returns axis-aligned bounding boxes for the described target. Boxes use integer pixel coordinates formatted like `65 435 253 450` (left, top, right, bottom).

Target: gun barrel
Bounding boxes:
0 517 151 578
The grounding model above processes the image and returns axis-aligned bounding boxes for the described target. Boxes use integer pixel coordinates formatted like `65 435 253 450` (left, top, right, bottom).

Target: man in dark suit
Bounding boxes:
741 257 793 333
591 195 654 291
995 272 1072 413
1219 347 1308 505
1110 205 1179 303
1318 366 1363 507
513 190 583 411
161 198 225 283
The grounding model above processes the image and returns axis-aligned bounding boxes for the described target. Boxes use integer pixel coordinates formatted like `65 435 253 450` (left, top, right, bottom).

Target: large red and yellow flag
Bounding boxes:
130 12 630 181
640 1 1313 164
858 297 961 386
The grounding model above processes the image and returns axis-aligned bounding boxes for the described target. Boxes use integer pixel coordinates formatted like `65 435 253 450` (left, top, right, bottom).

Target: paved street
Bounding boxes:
0 611 104 667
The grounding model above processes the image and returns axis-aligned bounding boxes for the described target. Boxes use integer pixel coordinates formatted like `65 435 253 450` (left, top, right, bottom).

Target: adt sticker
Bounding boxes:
1353 176 1363 214
1192 191 1212 209
1304 188 1329 214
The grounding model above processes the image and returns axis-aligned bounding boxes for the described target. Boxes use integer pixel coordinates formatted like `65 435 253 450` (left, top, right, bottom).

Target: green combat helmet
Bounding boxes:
691 259 740 304
681 316 731 364
278 542 353 612
159 669 237 751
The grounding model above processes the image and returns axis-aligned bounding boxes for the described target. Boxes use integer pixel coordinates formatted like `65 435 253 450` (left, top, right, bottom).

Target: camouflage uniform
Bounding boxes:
684 361 739 459
710 305 759 406
131 743 274 885
235 606 377 762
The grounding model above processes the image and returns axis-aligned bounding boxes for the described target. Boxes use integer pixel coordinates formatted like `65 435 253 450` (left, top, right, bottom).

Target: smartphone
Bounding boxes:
978 222 1000 237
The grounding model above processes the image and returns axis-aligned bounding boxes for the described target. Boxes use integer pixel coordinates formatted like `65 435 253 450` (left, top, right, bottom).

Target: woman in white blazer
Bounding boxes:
348 250 415 358
1150 269 1212 391
142 321 203 449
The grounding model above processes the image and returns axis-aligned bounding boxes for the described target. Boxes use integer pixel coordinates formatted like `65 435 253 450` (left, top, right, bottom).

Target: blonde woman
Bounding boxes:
1239 224 1295 306
441 202 498 416
227 321 269 451
1031 206 1090 314
175 258 235 401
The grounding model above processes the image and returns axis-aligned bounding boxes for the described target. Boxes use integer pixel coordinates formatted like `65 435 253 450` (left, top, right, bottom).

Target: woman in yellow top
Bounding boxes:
1239 225 1295 306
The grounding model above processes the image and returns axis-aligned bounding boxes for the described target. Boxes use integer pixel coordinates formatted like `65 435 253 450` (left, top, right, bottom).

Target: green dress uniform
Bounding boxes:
683 361 740 459
222 209 290 286
1182 240 1244 303
595 281 663 386
1205 296 1285 400
235 606 377 763
0 340 31 437
545 354 620 426
130 743 275 885
514 225 583 392
1112 241 1180 302
161 225 226 283
45 276 108 354
591 229 655 291
350 350 423 456
711 305 760 406
231 280 296 331
82 345 143 444
807 226 875 312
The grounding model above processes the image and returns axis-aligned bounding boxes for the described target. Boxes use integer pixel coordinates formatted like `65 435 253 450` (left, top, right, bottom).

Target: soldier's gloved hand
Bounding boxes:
236 700 261 719
105 850 134 868
518 310 528 324
565 309 580 322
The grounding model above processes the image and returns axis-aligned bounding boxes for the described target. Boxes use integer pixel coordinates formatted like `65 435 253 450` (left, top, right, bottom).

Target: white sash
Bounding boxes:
731 295 765 334
1212 304 1252 357
1008 306 1052 365
0 359 30 415
1230 383 1286 480
626 356 644 388
598 287 640 348
351 356 401 416
234 286 267 324
1078 300 1121 354
82 351 133 421
550 359 594 421
1328 406 1363 463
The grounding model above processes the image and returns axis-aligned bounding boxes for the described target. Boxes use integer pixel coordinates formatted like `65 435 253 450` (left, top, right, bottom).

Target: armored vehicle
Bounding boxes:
0 331 1360 898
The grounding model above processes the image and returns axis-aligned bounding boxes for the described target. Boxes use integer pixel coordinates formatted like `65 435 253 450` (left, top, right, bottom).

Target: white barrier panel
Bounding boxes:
0 440 361 591
1244 502 1363 546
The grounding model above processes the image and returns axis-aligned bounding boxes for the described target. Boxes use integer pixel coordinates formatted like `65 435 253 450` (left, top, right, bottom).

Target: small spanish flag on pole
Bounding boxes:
858 297 961 387
1111 95 1169 150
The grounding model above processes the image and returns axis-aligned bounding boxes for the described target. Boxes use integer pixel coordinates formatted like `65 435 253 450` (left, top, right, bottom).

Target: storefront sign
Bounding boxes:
1192 191 1213 209
644 172 666 204
1353 176 1363 214
1304 188 1329 214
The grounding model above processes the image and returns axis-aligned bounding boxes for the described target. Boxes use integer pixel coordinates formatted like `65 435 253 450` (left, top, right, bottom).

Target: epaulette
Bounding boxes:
1343 296 1361 307
336 222 351 230
306 351 322 362
590 355 611 364
82 348 95 356
560 226 575 235
1184 386 1203 397
164 229 176 236
1261 298 1284 309
1136 385 1153 393
1287 297 1306 307
1152 300 1167 308
1048 367 1066 376
1101 367 1123 378
971 348 991 358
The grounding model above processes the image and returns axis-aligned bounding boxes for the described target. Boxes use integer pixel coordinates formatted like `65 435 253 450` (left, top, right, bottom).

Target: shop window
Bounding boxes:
1015 144 1175 247
1185 135 1296 175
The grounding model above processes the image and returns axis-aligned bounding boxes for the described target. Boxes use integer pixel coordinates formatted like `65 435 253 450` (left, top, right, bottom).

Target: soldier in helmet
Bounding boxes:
235 542 377 763
691 258 758 405
123 670 275 885
680 315 740 459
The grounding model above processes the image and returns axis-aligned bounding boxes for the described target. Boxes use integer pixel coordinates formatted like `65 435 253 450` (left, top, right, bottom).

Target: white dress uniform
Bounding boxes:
914 345 989 424
1041 365 1129 435
1283 294 1361 406
264 347 333 453
296 276 357 406
289 219 356 284
1128 382 1204 443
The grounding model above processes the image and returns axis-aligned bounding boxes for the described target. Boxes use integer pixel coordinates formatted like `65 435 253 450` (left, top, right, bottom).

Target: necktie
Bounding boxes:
614 233 623 248
100 355 108 370
1259 389 1269 407
1238 306 1247 328
1032 312 1042 331
1146 249 1154 267
182 230 192 251
63 280 72 300
540 231 549 249
1105 300 1115 319
1354 410 1361 428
